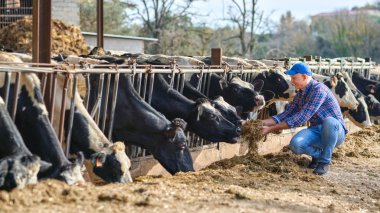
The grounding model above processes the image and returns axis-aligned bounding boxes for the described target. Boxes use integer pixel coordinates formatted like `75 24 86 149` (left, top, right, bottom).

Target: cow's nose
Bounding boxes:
255 95 265 105
238 119 244 126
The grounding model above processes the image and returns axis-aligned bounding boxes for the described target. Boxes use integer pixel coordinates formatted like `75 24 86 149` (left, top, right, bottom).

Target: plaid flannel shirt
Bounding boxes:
272 79 348 134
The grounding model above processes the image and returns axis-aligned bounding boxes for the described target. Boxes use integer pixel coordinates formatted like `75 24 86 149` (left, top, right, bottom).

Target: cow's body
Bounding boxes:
88 73 194 174
189 73 265 113
53 74 132 183
150 74 240 143
352 71 380 101
0 52 84 184
0 97 41 190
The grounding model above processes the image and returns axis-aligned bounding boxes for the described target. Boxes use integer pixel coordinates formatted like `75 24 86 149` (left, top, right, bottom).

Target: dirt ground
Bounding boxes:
0 125 379 213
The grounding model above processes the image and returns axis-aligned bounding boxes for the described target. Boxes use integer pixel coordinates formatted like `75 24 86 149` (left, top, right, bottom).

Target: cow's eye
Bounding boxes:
233 87 239 92
209 114 216 119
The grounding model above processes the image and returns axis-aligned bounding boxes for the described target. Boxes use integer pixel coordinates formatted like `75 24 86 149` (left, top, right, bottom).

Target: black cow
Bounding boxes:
54 74 132 183
0 96 42 190
182 81 243 126
189 73 265 113
149 74 240 143
250 69 295 104
365 94 380 120
88 73 194 175
352 71 380 101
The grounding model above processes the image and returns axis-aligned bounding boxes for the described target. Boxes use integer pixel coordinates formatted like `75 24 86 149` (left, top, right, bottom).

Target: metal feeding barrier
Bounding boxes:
0 57 376 160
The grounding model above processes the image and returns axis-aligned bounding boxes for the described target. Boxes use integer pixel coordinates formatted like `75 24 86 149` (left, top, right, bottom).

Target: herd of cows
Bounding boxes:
0 50 379 191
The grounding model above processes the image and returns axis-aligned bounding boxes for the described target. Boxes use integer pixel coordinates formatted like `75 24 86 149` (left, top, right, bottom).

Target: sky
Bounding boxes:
189 0 375 26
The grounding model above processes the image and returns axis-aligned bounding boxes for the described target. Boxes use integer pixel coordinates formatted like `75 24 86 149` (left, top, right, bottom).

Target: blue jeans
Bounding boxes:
288 117 346 164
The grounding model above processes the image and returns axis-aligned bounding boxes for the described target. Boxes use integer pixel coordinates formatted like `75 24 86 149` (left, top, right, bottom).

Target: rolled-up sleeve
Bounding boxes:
272 94 300 124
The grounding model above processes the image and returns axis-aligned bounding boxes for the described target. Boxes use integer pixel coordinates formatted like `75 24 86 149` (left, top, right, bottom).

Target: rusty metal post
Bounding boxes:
32 0 52 113
32 0 51 63
211 48 222 66
97 0 104 48
59 74 70 145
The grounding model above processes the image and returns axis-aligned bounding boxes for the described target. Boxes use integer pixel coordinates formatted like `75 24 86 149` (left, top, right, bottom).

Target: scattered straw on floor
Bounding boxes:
241 120 265 154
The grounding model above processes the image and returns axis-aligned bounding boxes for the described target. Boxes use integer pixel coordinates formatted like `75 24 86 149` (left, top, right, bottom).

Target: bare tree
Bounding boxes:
226 0 263 57
133 0 197 53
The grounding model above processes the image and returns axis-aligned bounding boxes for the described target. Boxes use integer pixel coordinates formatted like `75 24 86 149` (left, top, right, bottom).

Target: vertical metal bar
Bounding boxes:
205 72 212 97
11 72 20 121
83 74 91 110
174 73 180 91
65 74 77 157
32 0 51 63
201 72 207 93
179 73 185 94
135 72 142 95
101 73 111 132
48 72 57 122
147 73 155 104
141 73 148 100
40 73 47 97
107 72 119 141
95 73 104 125
58 74 70 145
96 0 104 48
3 72 11 107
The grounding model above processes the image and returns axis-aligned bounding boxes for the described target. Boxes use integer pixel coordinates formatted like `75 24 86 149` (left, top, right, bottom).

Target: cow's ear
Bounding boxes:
219 78 228 89
366 84 376 94
252 79 264 92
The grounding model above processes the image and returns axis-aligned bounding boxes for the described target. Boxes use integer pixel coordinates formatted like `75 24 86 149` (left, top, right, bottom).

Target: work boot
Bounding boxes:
307 157 319 169
313 162 329 175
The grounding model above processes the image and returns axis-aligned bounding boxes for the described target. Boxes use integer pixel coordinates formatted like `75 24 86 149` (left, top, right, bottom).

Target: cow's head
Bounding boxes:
55 152 85 185
212 96 243 126
342 93 371 128
258 69 296 104
154 118 194 174
220 76 265 113
365 94 380 118
323 73 359 110
365 83 380 101
0 155 40 191
91 142 132 183
187 98 240 143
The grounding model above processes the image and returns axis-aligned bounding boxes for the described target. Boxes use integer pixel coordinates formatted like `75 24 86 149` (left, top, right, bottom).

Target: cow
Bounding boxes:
181 81 243 126
0 51 84 184
340 71 372 128
249 68 296 105
189 73 265 114
8 52 133 183
352 71 380 101
53 74 133 183
88 73 194 175
0 96 42 190
149 74 240 143
312 72 359 110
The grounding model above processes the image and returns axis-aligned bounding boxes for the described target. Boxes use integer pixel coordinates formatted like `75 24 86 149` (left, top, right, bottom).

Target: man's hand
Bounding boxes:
261 125 272 136
261 118 276 126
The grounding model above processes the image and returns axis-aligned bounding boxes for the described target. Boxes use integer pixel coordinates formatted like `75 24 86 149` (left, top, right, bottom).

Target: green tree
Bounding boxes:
79 0 135 35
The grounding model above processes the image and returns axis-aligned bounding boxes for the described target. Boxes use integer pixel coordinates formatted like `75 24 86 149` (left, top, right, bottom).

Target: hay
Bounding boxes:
241 120 265 154
0 17 88 55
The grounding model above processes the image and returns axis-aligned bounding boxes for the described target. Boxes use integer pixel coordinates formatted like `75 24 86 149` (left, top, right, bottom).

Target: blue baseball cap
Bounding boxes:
284 62 312 76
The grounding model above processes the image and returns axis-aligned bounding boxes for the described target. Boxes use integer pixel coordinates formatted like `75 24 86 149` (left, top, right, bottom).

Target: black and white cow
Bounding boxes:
53 74 133 183
0 52 84 184
312 73 359 110
250 68 296 104
0 96 42 190
352 71 380 101
149 74 240 143
340 71 372 128
88 73 194 175
9 52 133 183
182 81 243 126
189 73 265 113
